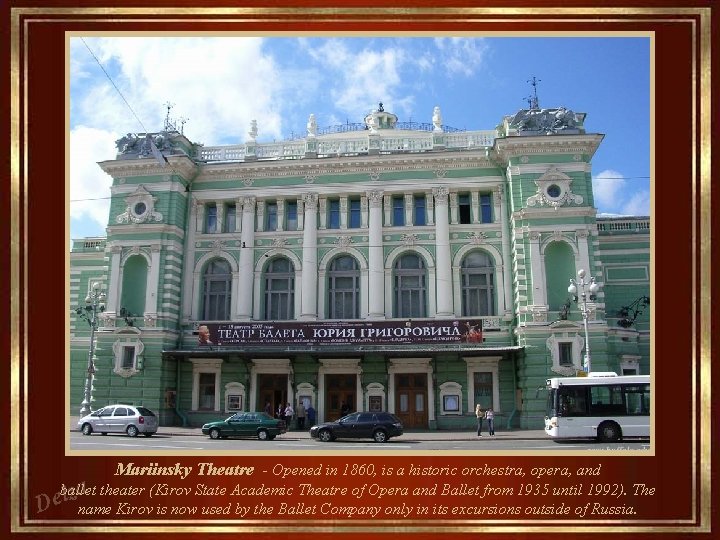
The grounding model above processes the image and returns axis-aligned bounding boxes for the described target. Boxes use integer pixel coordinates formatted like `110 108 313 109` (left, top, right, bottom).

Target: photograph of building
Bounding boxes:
69 102 650 431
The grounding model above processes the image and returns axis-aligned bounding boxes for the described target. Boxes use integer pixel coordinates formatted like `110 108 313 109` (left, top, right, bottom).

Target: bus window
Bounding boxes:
558 387 588 416
623 384 651 415
590 385 625 415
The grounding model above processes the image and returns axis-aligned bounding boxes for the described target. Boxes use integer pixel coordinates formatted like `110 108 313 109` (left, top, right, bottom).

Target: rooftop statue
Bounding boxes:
432 106 443 132
307 113 317 137
510 106 579 134
115 133 139 154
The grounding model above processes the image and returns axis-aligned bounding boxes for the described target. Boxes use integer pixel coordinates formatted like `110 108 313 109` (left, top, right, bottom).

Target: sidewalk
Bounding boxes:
71 417 546 440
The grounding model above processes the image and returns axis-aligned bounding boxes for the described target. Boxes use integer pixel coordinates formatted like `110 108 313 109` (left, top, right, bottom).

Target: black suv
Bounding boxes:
310 412 403 443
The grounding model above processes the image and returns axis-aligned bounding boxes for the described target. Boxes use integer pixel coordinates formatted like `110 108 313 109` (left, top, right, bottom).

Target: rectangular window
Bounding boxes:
473 372 493 409
480 194 492 223
443 395 460 412
392 196 405 226
266 202 278 231
590 385 625 416
559 342 573 366
205 204 217 233
227 395 242 411
286 201 298 231
328 199 340 229
414 195 426 225
459 194 471 224
225 204 236 232
369 396 382 412
121 346 135 369
199 373 216 410
348 198 361 228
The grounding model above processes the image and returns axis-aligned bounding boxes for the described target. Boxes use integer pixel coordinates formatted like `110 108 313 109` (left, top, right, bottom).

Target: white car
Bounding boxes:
78 404 158 437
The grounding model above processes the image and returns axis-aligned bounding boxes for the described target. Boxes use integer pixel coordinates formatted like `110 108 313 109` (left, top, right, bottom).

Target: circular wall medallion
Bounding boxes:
546 184 562 198
133 202 147 216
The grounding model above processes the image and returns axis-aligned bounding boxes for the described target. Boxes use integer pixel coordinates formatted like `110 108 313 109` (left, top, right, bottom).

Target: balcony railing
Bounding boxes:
596 218 651 233
196 130 496 163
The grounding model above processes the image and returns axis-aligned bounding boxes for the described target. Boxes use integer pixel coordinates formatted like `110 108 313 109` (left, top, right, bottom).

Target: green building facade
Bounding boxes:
70 105 650 430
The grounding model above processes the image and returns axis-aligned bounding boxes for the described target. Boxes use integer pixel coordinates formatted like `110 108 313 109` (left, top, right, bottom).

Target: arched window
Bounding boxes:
202 259 231 320
121 255 148 316
264 257 294 320
328 256 360 319
461 251 496 316
393 254 426 318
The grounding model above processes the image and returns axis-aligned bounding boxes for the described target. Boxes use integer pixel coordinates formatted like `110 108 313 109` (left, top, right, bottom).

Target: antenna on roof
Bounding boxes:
527 76 541 109
163 101 175 131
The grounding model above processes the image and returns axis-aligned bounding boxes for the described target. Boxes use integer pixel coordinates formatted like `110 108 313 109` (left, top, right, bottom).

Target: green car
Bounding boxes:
201 412 287 441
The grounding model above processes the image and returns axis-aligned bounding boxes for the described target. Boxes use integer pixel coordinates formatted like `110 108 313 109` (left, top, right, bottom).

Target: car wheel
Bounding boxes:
318 429 333 442
126 425 139 438
81 423 93 436
597 421 622 443
209 428 221 440
143 433 153 437
373 430 388 443
257 429 269 441
101 432 108 436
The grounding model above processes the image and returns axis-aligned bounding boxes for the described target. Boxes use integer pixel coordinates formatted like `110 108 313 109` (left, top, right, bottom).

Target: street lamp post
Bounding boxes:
567 269 600 373
77 282 106 417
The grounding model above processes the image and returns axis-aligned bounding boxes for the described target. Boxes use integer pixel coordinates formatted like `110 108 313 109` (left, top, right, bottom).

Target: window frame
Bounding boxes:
393 253 427 318
201 259 232 321
327 256 360 319
460 251 496 316
264 257 295 320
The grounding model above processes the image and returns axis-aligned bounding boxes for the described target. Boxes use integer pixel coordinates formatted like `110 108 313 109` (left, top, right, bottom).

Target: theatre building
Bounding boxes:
69 104 650 430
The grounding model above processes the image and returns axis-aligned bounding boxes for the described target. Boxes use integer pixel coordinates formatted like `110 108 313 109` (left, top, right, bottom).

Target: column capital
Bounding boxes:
366 190 384 207
432 186 449 205
303 193 319 210
242 196 256 210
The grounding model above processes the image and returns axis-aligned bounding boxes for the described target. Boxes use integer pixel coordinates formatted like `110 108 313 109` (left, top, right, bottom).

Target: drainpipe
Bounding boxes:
175 356 189 427
506 350 518 430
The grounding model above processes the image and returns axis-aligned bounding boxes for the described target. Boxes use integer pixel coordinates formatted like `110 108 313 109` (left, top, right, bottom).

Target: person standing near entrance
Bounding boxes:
485 407 495 436
296 400 306 430
475 404 484 437
264 401 272 416
284 402 294 430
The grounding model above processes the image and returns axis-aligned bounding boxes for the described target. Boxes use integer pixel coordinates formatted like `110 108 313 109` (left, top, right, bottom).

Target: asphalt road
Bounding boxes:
69 431 650 452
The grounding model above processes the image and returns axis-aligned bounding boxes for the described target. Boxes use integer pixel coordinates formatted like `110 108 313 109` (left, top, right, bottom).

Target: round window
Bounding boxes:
546 184 562 198
133 202 147 216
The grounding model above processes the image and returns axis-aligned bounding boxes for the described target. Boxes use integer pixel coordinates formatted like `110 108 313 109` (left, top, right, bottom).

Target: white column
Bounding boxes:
576 229 591 277
300 193 319 320
235 197 243 233
144 244 161 316
498 186 513 315
433 187 453 317
237 196 256 320
216 201 225 233
182 200 199 321
106 245 122 315
528 231 547 306
367 190 385 319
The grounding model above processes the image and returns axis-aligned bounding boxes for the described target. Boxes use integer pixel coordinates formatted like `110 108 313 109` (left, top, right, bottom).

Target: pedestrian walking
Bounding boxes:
284 402 294 430
485 407 495 436
475 404 484 437
307 404 316 426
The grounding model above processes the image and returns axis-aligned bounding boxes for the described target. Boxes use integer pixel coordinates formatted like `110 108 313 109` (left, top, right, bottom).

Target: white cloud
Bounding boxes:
432 38 488 77
69 126 117 234
592 169 626 210
620 190 651 216
73 37 292 145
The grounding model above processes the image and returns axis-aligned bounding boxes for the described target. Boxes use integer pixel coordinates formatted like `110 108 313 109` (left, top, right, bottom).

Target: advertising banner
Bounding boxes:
198 320 484 346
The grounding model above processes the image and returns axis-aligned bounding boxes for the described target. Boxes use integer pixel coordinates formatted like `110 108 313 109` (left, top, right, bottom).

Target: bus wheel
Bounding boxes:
598 421 621 443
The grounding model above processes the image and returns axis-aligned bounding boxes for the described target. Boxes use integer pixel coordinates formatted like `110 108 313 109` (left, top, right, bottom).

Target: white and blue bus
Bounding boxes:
544 373 650 442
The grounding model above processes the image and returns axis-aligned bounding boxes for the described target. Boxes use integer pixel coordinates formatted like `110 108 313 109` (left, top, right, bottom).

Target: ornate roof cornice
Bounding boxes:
195 152 496 182
493 134 604 162
99 155 198 181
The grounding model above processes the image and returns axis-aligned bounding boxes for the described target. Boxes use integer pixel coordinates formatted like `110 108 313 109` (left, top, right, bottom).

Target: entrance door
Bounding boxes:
395 373 428 428
325 374 356 421
257 374 288 417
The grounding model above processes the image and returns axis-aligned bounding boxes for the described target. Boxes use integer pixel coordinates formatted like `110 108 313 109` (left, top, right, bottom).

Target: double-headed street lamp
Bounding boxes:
76 282 106 416
568 269 600 373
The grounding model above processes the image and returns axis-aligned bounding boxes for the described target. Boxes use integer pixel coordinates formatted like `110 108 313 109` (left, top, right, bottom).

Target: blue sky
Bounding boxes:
70 36 650 240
